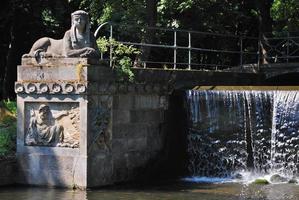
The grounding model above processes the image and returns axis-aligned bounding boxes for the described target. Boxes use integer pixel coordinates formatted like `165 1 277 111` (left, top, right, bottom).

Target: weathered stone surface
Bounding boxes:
112 123 148 139
113 95 134 110
21 57 101 67
24 102 80 148
17 55 170 189
127 151 149 169
111 139 128 153
17 64 87 82
112 153 128 169
127 138 147 151
113 110 131 124
130 110 164 123
134 95 160 109
87 154 113 187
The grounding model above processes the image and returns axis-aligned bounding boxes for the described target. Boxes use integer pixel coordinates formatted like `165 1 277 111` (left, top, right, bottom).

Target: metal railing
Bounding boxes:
96 22 299 71
262 32 299 64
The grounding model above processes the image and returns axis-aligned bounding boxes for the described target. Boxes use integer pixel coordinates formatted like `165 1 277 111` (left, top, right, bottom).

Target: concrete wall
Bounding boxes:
0 157 16 186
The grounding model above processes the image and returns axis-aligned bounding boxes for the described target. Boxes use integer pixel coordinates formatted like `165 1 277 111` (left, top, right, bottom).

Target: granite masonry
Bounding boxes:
15 57 170 188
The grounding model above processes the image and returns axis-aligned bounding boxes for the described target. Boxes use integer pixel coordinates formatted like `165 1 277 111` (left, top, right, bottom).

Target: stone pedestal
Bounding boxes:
16 58 169 188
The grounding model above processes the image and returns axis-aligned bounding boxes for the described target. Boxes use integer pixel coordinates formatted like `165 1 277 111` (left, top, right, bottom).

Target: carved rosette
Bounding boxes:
15 82 87 94
15 81 172 96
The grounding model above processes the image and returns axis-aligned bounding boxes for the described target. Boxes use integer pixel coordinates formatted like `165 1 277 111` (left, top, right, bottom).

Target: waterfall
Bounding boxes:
271 91 299 176
186 90 299 178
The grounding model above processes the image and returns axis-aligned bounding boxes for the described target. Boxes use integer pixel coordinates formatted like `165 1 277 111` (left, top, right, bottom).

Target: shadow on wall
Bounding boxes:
149 90 189 180
265 72 299 85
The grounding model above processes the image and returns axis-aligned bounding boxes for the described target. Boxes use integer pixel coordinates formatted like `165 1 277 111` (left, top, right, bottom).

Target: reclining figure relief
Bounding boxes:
25 104 80 148
23 10 100 61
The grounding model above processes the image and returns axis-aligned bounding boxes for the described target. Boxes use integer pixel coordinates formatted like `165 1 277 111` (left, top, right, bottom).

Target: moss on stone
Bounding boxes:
253 178 270 184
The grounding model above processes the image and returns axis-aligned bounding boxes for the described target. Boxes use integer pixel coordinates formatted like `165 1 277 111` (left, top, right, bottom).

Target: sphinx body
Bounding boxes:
23 10 100 60
27 37 63 57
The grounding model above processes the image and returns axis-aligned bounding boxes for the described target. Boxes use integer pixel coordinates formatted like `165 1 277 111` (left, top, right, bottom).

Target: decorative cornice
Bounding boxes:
15 81 172 95
15 82 87 94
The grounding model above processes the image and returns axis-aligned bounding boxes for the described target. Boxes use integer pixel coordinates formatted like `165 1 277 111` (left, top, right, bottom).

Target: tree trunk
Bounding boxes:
139 0 158 67
256 0 273 64
0 0 12 99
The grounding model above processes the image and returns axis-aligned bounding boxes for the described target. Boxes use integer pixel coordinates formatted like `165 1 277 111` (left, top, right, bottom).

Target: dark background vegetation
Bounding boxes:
0 0 299 99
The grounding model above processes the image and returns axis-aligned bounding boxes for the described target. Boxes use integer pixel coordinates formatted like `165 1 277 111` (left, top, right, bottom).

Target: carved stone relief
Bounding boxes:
90 98 112 151
15 82 87 94
25 102 80 148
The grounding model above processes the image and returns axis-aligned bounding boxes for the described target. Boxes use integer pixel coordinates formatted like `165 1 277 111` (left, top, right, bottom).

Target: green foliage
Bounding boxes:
3 99 17 116
42 9 58 27
99 3 113 24
271 0 299 32
0 121 16 156
97 36 110 53
97 37 140 82
0 100 16 156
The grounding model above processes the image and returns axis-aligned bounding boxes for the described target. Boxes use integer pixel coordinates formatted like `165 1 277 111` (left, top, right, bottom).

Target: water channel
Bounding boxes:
1 181 299 200
2 89 299 199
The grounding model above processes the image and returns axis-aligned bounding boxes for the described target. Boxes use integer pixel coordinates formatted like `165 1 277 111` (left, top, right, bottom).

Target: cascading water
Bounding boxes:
271 91 299 176
186 90 299 181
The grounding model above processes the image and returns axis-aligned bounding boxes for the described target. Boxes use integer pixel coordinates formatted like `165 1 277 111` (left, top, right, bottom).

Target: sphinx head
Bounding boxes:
71 10 89 32
71 10 91 46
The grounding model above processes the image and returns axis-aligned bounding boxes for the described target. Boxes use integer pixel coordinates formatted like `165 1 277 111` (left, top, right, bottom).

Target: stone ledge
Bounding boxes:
21 57 103 67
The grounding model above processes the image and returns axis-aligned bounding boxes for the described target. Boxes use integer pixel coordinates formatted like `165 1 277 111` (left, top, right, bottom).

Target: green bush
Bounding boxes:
3 99 17 115
0 122 16 156
0 99 17 156
97 37 140 82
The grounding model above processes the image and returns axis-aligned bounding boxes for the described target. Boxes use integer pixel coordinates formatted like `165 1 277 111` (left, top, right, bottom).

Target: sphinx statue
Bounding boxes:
23 10 100 60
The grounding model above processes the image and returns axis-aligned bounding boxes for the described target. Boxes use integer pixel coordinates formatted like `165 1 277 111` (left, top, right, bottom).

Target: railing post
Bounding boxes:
188 32 191 70
257 35 261 70
109 24 113 68
173 30 177 69
240 36 243 68
287 32 290 63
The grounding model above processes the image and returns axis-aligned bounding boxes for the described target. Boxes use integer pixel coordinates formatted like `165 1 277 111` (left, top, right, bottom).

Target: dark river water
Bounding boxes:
1 181 299 200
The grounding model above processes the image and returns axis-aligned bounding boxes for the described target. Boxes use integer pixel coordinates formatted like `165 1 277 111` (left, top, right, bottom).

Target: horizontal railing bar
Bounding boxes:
139 60 233 68
97 58 236 68
265 55 299 59
120 41 257 55
266 36 299 40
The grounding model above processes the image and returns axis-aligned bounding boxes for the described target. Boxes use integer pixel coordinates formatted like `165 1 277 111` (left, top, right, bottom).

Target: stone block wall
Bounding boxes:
16 58 171 188
86 83 169 187
111 93 167 182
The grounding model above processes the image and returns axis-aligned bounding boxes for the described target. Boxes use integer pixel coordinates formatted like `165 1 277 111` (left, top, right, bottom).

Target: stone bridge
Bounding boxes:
132 62 299 89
